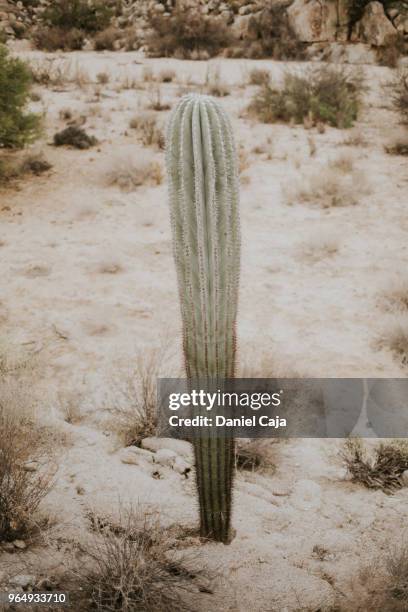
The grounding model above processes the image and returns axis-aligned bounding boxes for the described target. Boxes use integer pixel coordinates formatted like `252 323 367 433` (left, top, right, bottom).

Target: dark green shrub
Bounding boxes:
53 126 97 149
249 66 362 128
33 26 85 51
0 45 41 148
146 0 232 58
44 0 112 34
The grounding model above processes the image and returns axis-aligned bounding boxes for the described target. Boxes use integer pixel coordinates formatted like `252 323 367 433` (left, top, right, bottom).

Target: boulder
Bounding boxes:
401 469 408 486
141 437 193 459
287 0 339 42
352 1 396 46
231 14 258 41
9 575 36 589
154 448 178 467
119 446 154 465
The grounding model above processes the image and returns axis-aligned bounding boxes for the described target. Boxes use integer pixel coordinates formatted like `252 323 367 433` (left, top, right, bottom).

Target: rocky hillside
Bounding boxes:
1 0 408 61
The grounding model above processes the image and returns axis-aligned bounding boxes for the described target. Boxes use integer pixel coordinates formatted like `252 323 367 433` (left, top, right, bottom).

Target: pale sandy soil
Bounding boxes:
1 51 408 611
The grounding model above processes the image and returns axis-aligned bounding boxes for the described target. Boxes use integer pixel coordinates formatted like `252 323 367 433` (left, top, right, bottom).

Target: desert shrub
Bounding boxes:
43 0 112 34
286 156 368 208
74 507 206 611
378 315 408 365
206 66 230 97
106 153 163 192
159 68 176 83
235 440 275 472
392 71 408 123
129 112 164 148
342 439 408 492
385 138 408 156
237 1 305 60
0 45 41 149
147 86 171 111
0 362 54 543
377 33 407 68
20 151 52 175
33 26 85 51
53 126 97 149
249 66 362 128
248 68 270 86
94 26 119 51
146 0 232 59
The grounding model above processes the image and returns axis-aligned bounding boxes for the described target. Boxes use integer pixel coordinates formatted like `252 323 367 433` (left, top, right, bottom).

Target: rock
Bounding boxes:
291 480 322 510
154 448 178 467
287 0 339 43
9 575 36 589
119 446 153 465
173 456 191 476
141 437 193 459
231 14 257 41
401 470 408 486
12 540 26 550
311 41 377 64
352 1 396 46
238 4 253 16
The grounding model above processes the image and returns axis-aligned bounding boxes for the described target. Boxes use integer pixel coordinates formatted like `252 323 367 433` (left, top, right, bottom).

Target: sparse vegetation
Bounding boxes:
248 68 270 86
129 112 164 149
342 439 408 492
206 66 231 97
0 45 41 149
0 347 54 543
249 66 362 128
286 156 368 208
159 68 176 83
146 0 232 59
378 315 408 365
236 440 275 472
106 153 163 191
103 354 163 447
54 126 98 149
385 138 408 156
74 506 206 612
392 71 408 123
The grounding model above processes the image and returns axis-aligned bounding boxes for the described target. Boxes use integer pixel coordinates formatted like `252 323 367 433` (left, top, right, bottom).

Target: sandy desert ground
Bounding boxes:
1 51 408 611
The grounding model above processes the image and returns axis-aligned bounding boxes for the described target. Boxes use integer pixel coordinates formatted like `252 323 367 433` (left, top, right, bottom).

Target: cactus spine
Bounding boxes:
166 94 240 543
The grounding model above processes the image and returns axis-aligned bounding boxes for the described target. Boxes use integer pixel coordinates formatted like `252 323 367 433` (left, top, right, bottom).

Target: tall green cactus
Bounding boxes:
166 94 240 543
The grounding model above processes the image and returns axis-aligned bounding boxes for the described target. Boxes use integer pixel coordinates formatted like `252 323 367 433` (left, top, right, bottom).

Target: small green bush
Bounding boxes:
0 45 41 149
249 66 362 128
53 126 97 149
44 0 112 34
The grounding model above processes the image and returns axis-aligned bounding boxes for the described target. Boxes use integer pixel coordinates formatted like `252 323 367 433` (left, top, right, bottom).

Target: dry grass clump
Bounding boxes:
249 66 362 128
298 232 339 263
206 66 230 98
385 138 408 156
33 26 85 51
129 112 165 149
148 86 171 111
106 153 163 192
235 440 275 472
94 26 120 51
378 315 408 365
54 126 97 149
286 157 368 208
103 354 163 447
20 151 52 176
381 277 408 312
74 507 206 612
159 68 176 83
146 0 232 59
248 68 270 86
342 439 408 492
392 71 408 123
0 346 54 543
0 150 51 186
